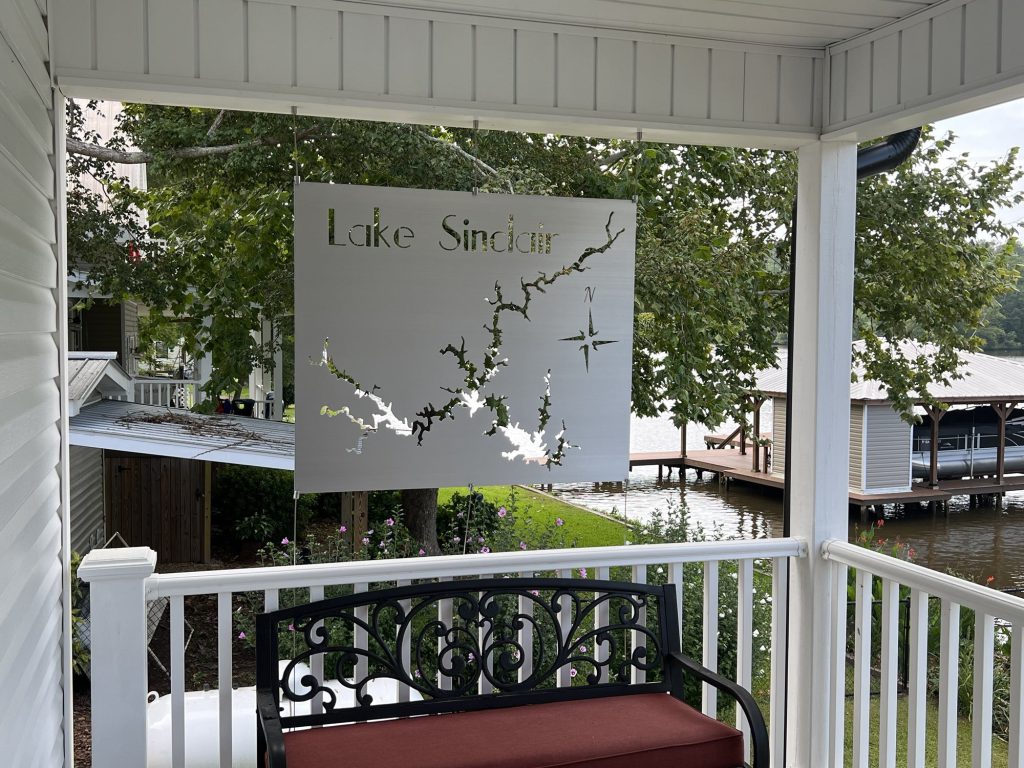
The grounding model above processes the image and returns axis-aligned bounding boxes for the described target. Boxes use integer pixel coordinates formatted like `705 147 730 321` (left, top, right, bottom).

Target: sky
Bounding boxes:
934 99 1024 229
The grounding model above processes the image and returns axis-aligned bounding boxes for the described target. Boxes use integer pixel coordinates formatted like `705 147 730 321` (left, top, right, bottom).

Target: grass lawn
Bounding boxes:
438 485 629 548
840 668 1009 767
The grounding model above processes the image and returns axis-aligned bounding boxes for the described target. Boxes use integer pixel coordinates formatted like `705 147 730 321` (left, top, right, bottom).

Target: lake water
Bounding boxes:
548 406 1024 591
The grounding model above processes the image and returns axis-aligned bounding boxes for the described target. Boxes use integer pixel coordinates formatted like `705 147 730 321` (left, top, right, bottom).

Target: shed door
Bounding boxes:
105 452 206 562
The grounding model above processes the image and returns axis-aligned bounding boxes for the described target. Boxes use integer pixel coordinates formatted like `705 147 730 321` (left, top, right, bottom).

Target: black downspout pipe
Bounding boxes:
782 126 921 538
778 127 920 768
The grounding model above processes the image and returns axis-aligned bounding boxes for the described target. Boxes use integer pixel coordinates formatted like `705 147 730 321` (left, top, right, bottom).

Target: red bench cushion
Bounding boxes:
280 693 745 768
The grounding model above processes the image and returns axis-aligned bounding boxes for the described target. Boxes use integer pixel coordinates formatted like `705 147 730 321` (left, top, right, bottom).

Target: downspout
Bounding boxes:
782 127 921 537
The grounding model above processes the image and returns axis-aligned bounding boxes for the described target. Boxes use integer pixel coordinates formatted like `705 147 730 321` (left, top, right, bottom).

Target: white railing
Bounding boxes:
134 378 200 409
822 539 1024 768
80 538 805 768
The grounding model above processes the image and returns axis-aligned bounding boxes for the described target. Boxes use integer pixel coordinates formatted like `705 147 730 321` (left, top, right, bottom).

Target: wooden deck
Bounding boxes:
628 448 984 506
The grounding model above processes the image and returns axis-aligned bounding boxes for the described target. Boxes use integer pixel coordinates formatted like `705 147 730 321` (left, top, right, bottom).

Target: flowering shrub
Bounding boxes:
852 519 914 561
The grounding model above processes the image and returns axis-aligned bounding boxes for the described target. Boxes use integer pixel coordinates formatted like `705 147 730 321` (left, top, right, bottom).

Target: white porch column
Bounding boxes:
195 314 213 404
786 140 857 767
78 547 157 768
270 318 284 420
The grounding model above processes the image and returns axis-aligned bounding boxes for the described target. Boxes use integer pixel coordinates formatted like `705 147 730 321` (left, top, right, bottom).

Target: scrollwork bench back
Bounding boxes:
256 578 768 768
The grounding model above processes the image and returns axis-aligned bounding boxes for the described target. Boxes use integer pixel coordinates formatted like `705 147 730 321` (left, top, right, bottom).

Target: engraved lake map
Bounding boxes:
295 184 635 492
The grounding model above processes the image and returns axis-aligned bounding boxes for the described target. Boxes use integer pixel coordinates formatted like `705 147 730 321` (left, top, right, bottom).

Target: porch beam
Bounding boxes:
51 0 821 150
824 0 1024 140
786 139 858 768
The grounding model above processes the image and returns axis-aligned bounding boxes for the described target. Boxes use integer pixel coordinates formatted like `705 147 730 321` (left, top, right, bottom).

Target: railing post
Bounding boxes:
78 547 157 768
786 139 858 768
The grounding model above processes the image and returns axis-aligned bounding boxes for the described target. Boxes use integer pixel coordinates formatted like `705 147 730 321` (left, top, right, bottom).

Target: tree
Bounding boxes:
978 242 1024 350
67 106 1023 550
852 131 1022 417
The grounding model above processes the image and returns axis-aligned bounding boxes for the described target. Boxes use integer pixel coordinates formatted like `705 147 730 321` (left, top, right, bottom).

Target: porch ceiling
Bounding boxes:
375 0 933 48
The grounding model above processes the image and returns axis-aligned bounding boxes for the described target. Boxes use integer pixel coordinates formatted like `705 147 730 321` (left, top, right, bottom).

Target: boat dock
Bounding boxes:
628 447 1024 509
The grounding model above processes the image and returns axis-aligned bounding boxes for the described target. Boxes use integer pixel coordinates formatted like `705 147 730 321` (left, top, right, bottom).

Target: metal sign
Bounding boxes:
294 183 635 492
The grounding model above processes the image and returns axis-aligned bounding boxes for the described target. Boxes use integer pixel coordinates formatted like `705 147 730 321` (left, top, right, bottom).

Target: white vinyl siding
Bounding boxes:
771 396 786 477
864 404 913 492
70 446 104 554
0 0 66 764
849 403 864 491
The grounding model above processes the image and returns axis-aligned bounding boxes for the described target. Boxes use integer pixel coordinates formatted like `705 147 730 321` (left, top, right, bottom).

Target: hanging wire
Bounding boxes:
292 106 301 185
288 108 300 559
471 119 480 196
292 491 300 566
623 475 629 544
462 482 475 555
632 130 643 205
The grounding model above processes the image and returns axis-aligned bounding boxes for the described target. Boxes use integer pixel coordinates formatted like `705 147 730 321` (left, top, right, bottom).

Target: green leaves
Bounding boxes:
67 106 1022 427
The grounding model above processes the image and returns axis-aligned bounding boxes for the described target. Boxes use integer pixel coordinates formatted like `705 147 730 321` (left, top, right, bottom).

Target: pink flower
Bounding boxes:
498 507 507 518
385 517 395 527
519 541 528 550
453 535 461 543
237 631 246 640
530 590 540 596
288 623 295 632
480 546 491 554
418 548 426 556
478 536 485 544
578 568 586 578
338 525 347 533
361 537 370 545
570 668 578 678
379 542 386 549
555 518 564 527
579 645 587 653
877 519 885 528
281 537 290 545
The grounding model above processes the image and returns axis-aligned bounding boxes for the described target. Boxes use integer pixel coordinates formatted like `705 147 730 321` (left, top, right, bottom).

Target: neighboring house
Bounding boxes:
67 352 132 553
68 101 149 377
68 288 143 375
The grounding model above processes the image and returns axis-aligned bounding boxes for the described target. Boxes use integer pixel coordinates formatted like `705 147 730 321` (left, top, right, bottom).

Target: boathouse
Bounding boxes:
759 343 1024 495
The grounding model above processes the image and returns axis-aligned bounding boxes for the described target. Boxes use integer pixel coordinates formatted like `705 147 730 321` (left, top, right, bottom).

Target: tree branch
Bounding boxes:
67 137 257 164
418 131 514 194
205 110 227 143
598 148 633 169
67 126 322 164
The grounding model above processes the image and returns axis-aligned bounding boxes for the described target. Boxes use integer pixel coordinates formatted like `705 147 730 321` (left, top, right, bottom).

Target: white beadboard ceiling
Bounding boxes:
361 0 935 48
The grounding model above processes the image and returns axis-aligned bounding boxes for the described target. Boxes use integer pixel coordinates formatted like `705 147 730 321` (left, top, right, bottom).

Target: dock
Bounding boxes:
627 448 1018 508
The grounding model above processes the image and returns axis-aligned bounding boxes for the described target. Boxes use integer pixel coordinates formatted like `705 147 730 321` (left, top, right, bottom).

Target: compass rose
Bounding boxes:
560 307 618 372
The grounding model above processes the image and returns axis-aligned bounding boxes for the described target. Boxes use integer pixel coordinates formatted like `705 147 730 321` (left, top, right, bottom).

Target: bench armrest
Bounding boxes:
257 689 288 768
667 651 769 768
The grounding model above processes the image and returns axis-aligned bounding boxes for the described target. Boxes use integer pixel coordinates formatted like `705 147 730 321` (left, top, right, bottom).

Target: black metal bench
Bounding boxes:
257 578 768 768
